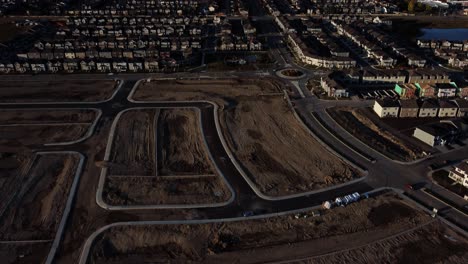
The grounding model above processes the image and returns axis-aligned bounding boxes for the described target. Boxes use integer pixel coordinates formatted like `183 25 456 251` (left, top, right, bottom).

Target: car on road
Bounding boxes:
242 211 254 217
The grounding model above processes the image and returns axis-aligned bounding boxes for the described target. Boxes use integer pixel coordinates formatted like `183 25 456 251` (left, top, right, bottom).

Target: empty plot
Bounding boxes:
0 80 118 103
0 109 96 147
0 153 79 241
0 109 96 124
132 78 282 105
0 242 52 264
223 96 358 196
108 109 157 176
157 109 213 176
88 193 468 264
104 108 231 205
103 176 230 206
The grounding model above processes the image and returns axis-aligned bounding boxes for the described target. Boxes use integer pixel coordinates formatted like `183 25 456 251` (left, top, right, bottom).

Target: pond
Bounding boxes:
419 28 468 41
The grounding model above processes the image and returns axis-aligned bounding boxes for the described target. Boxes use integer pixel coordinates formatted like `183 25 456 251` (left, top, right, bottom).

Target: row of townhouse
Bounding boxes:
373 98 468 118
58 25 204 39
217 35 263 51
417 39 468 52
288 33 356 69
33 38 203 51
395 82 468 99
0 59 164 74
17 48 184 61
332 22 396 67
66 16 209 27
333 21 426 67
65 1 202 16
345 68 450 85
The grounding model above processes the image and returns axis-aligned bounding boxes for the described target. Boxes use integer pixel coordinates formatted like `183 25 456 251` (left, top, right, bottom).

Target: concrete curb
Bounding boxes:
42 151 85 264
44 108 102 146
95 107 235 210
322 108 430 166
309 111 375 163
0 108 101 146
283 91 368 176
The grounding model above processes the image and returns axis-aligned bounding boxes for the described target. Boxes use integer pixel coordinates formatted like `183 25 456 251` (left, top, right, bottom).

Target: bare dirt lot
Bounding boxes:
157 109 214 176
133 79 359 196
224 96 357 196
0 153 79 241
89 193 468 263
328 107 426 161
104 108 230 205
133 78 284 105
0 242 52 264
103 176 231 205
0 80 118 103
108 109 157 176
0 109 96 147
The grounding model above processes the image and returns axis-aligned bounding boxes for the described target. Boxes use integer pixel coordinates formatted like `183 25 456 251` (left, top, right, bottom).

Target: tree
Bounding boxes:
426 5 432 12
408 0 416 13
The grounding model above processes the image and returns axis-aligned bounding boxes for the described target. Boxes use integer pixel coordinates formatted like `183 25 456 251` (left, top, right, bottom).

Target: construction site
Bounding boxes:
0 76 466 264
133 79 360 196
88 193 467 263
102 108 231 205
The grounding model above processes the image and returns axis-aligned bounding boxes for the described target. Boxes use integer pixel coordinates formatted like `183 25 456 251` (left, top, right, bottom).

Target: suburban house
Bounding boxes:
438 101 458 117
418 99 439 117
320 76 348 97
399 99 419 118
373 99 399 118
394 83 417 99
413 123 458 147
436 83 457 98
416 83 435 98
453 99 468 117
448 161 468 188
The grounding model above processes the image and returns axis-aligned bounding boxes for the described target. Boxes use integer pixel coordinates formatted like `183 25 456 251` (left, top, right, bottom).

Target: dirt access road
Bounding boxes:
88 192 468 263
133 79 360 196
0 80 118 103
103 108 231 205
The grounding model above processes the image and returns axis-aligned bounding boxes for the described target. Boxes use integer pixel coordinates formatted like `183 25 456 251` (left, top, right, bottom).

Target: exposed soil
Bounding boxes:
133 78 284 106
108 109 157 176
157 109 214 176
105 108 230 205
133 79 357 196
0 153 79 240
0 80 118 103
0 109 96 148
328 107 424 161
0 242 52 264
89 193 468 263
224 96 357 196
0 109 96 124
103 176 231 205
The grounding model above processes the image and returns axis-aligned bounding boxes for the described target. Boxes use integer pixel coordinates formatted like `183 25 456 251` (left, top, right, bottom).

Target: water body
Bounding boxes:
419 28 468 41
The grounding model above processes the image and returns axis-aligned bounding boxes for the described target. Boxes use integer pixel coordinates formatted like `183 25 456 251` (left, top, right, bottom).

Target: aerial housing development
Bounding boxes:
0 0 467 263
